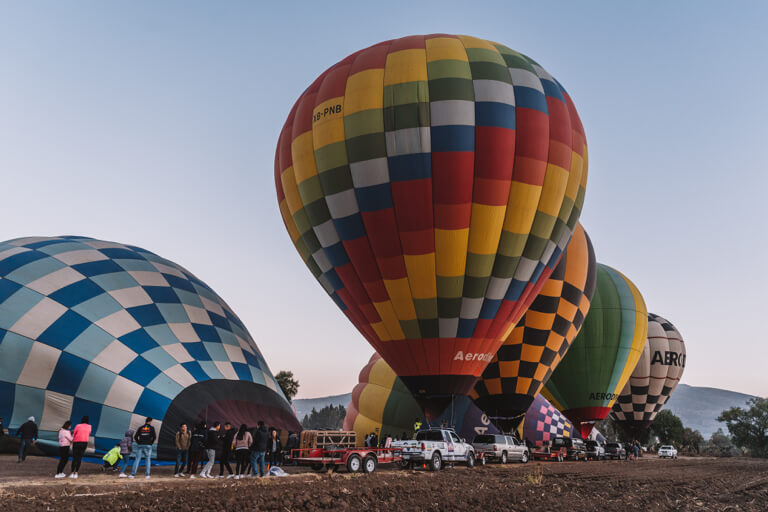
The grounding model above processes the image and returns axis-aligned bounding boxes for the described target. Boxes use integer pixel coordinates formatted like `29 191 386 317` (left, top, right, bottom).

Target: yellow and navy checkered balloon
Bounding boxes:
275 34 588 411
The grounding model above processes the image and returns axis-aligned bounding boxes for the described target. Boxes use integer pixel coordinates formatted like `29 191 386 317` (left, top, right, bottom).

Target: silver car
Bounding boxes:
472 434 529 464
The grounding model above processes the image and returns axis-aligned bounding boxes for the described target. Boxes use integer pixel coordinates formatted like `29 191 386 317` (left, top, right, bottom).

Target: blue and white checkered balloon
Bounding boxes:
0 236 296 455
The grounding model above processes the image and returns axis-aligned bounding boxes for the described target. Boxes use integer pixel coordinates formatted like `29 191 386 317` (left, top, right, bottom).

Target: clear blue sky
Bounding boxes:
2 1 766 398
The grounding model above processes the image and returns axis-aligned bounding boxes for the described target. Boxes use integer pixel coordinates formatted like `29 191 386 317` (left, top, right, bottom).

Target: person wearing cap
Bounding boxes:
16 416 38 462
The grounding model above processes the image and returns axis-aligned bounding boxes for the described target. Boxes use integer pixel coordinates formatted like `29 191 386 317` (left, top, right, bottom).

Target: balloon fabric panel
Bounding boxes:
275 34 588 407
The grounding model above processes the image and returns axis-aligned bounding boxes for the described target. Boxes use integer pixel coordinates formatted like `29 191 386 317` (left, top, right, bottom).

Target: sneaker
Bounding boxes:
118 473 127 478
179 473 185 476
226 474 235 479
72 474 78 479
145 475 150 479
54 473 64 479
128 475 135 479
189 475 196 479
217 475 225 479
173 473 179 478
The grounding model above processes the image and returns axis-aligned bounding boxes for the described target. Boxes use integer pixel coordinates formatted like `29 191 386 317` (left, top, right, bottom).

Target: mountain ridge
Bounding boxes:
293 384 759 438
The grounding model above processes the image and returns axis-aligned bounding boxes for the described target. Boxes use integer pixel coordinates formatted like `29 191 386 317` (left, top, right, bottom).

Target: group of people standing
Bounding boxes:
171 421 298 479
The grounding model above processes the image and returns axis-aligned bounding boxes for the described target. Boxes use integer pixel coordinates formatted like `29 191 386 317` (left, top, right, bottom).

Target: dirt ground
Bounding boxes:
0 454 766 511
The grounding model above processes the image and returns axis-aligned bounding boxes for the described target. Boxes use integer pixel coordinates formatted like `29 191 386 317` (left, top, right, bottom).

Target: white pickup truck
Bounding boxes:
391 428 476 471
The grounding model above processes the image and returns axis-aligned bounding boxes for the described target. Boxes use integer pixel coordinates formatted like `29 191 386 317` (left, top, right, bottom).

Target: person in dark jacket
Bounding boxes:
0 416 6 437
266 428 283 468
117 429 134 477
200 422 220 478
218 422 235 478
188 422 207 478
284 431 299 465
129 417 156 478
250 421 269 477
16 416 38 462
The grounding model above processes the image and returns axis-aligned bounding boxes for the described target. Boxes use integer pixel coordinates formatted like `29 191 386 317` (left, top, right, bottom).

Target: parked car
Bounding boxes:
391 429 475 471
585 440 605 460
551 437 586 460
604 442 627 460
658 445 678 459
472 434 529 464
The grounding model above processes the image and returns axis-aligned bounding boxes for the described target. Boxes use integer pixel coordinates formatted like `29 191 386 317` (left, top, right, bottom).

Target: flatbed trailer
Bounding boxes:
291 447 403 474
530 445 567 462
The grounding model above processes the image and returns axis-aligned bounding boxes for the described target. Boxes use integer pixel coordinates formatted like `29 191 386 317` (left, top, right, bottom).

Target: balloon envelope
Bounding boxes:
542 264 647 438
610 313 686 432
473 223 596 432
275 34 588 417
518 393 575 446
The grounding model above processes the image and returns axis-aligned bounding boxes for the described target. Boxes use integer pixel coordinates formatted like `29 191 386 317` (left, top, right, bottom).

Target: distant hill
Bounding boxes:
294 384 758 439
664 384 757 438
293 393 352 422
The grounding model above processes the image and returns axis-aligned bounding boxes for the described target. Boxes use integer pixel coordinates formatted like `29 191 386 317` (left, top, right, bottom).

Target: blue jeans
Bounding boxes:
119 452 133 473
250 451 265 477
18 439 32 461
175 449 188 474
131 445 153 476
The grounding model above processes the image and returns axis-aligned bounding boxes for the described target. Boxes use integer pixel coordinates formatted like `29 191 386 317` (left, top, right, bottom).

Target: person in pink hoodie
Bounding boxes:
54 421 73 478
70 416 91 479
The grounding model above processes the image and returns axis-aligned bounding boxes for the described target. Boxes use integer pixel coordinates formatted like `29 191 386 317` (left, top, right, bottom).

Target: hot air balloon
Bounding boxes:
275 34 588 418
610 314 686 434
343 353 499 442
472 223 596 432
518 393 575 445
542 264 647 438
0 236 300 459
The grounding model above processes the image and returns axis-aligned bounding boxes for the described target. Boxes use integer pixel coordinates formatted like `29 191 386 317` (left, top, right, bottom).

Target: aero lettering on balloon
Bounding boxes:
275 34 588 418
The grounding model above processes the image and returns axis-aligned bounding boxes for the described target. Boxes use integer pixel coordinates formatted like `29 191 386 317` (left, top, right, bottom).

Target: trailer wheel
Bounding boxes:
429 452 442 471
396 460 411 470
346 454 362 473
363 456 377 474
466 452 476 469
311 463 325 472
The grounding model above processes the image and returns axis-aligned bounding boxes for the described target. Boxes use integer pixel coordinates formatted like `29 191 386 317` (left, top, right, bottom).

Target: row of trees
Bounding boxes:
301 405 347 429
597 397 767 457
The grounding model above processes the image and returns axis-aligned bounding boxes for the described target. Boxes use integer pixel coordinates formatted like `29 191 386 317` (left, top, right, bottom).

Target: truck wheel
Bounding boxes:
429 452 442 472
396 459 410 469
520 451 529 464
466 452 475 469
363 456 377 474
501 451 508 464
346 454 362 473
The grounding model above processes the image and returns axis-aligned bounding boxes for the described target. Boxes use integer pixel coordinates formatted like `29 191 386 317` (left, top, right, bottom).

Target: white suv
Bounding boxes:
658 445 678 459
472 434 529 464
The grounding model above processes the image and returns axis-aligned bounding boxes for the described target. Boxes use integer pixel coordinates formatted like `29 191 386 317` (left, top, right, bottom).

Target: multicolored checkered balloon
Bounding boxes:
275 34 588 416
0 236 299 457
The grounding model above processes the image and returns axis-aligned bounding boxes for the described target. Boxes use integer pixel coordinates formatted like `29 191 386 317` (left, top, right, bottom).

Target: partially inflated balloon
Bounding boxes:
610 314 686 432
517 393 575 445
472 223 596 432
275 34 588 417
542 264 647 438
344 353 499 441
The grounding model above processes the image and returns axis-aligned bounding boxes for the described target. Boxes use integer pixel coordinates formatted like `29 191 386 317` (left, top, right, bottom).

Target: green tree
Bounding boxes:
650 410 684 446
717 397 768 458
681 427 704 454
701 428 739 457
301 404 347 429
275 370 299 403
